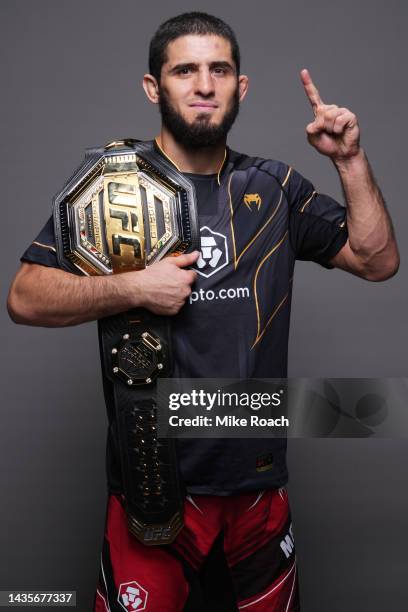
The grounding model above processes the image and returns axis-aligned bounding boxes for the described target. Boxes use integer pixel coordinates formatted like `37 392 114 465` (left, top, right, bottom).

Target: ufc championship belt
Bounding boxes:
53 139 199 545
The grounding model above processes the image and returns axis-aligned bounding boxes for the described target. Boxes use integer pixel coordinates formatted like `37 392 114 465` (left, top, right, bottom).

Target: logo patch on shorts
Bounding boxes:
256 452 274 472
118 581 148 611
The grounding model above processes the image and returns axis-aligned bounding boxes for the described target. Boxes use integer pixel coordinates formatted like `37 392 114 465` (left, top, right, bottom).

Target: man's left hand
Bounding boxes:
300 68 360 163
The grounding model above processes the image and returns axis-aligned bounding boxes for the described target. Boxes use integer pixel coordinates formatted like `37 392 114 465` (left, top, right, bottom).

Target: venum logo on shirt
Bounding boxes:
190 226 250 305
243 193 262 211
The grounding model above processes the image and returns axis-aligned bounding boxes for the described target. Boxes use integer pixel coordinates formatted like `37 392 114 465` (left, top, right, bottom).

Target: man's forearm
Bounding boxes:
7 263 139 327
8 251 199 326
333 148 399 277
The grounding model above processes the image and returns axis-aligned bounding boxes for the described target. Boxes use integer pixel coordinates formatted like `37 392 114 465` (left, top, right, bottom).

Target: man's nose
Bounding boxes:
194 69 215 96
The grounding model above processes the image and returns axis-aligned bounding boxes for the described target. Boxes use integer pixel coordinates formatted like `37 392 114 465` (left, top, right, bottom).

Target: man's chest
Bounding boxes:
184 172 293 331
190 171 291 287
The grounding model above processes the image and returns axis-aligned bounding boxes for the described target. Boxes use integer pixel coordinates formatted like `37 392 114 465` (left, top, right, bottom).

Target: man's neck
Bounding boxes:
156 128 227 175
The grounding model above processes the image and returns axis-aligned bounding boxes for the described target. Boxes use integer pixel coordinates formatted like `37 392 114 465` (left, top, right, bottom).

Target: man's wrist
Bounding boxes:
332 147 366 175
102 270 146 311
122 269 146 310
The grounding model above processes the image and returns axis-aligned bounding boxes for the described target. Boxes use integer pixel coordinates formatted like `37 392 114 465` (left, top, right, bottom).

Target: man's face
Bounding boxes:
156 34 243 148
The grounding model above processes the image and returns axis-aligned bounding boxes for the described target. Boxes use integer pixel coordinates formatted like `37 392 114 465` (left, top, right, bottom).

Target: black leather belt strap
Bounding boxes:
98 309 185 546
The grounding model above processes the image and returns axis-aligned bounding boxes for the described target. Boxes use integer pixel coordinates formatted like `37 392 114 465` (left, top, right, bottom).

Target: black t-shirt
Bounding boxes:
20 140 348 495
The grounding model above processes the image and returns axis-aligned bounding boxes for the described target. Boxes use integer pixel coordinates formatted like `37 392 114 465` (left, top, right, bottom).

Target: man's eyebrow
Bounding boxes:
168 61 235 74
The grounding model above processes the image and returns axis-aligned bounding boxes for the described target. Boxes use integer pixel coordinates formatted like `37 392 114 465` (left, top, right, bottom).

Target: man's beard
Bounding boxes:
158 86 240 149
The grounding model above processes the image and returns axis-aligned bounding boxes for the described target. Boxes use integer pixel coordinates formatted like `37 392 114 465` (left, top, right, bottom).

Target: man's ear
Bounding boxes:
143 74 160 104
238 74 249 102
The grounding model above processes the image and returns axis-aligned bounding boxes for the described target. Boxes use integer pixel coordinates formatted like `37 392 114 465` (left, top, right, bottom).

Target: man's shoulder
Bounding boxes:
228 147 292 186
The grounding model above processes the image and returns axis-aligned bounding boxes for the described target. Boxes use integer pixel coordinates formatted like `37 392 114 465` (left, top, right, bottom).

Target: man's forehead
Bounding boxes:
163 34 233 67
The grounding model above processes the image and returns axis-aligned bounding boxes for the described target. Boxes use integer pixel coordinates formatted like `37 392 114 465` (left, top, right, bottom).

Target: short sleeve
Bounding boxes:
287 168 348 269
20 215 61 269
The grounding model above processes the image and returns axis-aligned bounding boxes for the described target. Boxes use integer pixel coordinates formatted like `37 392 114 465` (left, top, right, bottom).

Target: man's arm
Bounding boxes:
300 69 399 281
7 252 199 327
329 150 399 280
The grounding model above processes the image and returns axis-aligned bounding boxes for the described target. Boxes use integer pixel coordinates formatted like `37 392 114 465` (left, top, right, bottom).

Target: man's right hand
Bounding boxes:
130 251 199 315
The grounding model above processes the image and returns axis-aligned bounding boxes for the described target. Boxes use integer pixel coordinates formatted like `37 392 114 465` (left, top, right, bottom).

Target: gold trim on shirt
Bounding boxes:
251 231 289 348
154 136 182 171
32 240 57 253
282 166 292 188
300 190 317 213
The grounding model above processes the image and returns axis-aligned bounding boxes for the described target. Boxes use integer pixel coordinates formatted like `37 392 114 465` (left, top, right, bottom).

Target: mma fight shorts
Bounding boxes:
94 487 300 611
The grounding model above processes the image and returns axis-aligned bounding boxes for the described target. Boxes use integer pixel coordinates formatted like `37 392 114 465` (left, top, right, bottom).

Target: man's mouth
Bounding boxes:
189 103 218 111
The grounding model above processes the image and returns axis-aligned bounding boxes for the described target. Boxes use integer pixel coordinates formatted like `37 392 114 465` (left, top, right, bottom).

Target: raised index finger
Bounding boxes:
300 68 324 114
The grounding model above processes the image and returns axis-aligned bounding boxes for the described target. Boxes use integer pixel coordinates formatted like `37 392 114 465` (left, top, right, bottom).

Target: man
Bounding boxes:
7 11 399 612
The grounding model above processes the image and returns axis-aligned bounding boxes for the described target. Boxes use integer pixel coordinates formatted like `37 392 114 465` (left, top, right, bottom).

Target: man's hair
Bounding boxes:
148 12 241 82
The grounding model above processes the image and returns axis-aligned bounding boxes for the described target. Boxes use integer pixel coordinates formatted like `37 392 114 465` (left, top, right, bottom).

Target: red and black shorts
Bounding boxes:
94 488 300 611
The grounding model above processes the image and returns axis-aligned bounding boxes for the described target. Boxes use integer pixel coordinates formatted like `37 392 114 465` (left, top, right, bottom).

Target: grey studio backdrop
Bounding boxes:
1 0 407 610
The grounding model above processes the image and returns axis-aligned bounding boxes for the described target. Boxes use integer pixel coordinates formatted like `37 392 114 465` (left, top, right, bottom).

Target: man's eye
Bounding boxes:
213 67 226 75
178 67 191 75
